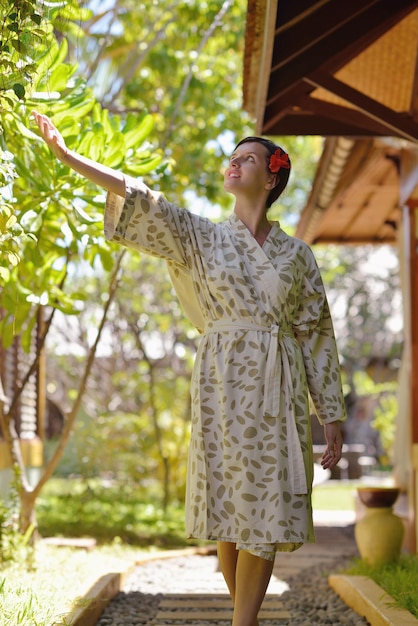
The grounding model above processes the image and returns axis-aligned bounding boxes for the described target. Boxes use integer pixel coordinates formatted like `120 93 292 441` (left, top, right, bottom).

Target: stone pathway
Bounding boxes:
95 522 369 626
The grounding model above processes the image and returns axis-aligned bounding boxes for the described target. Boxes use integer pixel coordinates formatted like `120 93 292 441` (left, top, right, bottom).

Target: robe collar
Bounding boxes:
227 213 284 250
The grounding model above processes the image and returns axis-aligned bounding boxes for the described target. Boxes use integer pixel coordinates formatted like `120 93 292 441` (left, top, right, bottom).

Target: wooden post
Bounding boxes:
36 307 46 442
407 199 418 553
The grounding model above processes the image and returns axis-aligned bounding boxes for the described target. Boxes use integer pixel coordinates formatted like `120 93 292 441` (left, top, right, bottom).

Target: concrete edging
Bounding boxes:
329 574 418 626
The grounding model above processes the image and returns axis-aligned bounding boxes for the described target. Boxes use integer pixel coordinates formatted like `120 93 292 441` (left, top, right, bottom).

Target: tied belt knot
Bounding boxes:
203 319 307 495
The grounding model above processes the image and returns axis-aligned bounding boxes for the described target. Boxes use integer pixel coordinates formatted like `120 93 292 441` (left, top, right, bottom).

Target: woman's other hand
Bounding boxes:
321 421 343 470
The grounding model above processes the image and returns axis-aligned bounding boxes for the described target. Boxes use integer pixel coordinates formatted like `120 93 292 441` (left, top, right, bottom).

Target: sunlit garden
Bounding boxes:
0 0 416 625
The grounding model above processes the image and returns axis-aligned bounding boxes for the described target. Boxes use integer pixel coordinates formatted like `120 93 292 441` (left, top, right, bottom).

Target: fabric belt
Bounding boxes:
204 320 308 494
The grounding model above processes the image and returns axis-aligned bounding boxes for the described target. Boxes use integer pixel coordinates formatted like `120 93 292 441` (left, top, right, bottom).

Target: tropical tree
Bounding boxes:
316 244 402 378
68 0 252 207
45 253 197 509
315 243 402 462
0 2 163 533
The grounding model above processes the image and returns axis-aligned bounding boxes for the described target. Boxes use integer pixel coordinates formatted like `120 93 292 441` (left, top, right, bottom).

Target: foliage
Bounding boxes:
0 0 93 276
313 244 402 461
36 477 190 547
372 392 397 462
0 1 164 541
315 244 402 375
0 0 46 102
1 35 162 336
44 252 196 507
342 370 398 463
0 471 35 565
0 0 94 103
70 0 251 208
344 555 418 618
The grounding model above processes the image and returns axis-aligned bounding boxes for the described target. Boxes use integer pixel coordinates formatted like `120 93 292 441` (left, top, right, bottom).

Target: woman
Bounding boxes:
32 112 345 626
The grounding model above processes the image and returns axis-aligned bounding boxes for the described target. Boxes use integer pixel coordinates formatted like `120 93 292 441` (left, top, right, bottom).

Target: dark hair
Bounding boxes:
233 137 291 209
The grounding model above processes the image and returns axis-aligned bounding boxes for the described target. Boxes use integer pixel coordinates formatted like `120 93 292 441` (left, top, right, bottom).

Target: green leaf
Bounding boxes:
0 318 16 349
48 63 75 92
12 83 26 100
6 251 20 267
21 310 38 353
98 246 114 272
47 38 69 74
11 39 28 55
102 132 125 167
0 266 10 282
6 214 17 229
123 114 155 149
77 130 104 161
14 119 42 143
73 203 95 224
31 13 43 26
51 98 95 125
127 155 163 176
6 22 19 33
49 286 81 315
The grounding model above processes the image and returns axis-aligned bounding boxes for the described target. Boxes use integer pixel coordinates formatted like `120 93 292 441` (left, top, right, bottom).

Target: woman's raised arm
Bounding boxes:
32 111 125 197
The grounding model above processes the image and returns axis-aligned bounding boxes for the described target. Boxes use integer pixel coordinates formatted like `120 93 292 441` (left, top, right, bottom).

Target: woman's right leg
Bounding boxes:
217 541 274 626
217 540 238 601
232 549 274 626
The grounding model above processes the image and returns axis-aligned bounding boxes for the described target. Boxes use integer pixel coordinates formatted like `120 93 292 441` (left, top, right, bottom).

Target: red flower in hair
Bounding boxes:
269 149 290 173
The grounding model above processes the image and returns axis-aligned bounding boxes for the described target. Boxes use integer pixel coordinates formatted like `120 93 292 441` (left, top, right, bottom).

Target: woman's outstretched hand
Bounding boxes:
32 111 125 196
32 111 69 162
321 421 343 471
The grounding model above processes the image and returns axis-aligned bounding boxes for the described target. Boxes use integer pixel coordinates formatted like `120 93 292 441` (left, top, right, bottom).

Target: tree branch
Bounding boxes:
31 250 126 497
104 3 180 104
163 0 234 144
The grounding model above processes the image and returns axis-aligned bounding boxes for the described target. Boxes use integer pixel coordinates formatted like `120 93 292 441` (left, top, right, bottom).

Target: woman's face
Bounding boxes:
224 142 274 198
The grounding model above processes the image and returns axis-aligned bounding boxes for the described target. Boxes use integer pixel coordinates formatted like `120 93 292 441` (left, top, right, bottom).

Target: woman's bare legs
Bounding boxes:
217 541 274 626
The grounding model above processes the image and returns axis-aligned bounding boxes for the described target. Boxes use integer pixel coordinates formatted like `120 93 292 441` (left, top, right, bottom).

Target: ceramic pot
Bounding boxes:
354 487 404 565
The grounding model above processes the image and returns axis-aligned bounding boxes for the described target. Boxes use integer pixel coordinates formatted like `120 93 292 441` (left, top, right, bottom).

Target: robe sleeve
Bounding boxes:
104 175 208 266
104 175 209 333
292 247 347 425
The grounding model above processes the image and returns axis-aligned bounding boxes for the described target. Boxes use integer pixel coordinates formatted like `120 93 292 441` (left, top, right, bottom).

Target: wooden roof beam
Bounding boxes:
271 0 379 70
264 89 398 136
304 71 418 141
267 0 418 103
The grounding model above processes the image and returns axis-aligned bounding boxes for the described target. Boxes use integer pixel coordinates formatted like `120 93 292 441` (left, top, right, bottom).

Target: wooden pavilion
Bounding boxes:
0 311 45 497
243 0 418 550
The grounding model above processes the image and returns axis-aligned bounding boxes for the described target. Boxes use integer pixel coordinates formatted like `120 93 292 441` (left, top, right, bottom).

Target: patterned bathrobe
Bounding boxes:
105 176 347 551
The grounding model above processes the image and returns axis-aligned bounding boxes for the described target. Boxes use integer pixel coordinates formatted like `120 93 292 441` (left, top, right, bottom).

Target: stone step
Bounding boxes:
154 594 291 622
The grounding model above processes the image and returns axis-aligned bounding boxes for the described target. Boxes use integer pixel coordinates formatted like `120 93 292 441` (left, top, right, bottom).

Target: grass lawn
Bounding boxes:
312 480 359 511
344 555 418 618
35 477 192 548
0 542 143 626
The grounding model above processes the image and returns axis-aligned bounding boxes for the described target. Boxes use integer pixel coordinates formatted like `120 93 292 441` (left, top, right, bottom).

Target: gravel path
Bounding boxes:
96 532 369 626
